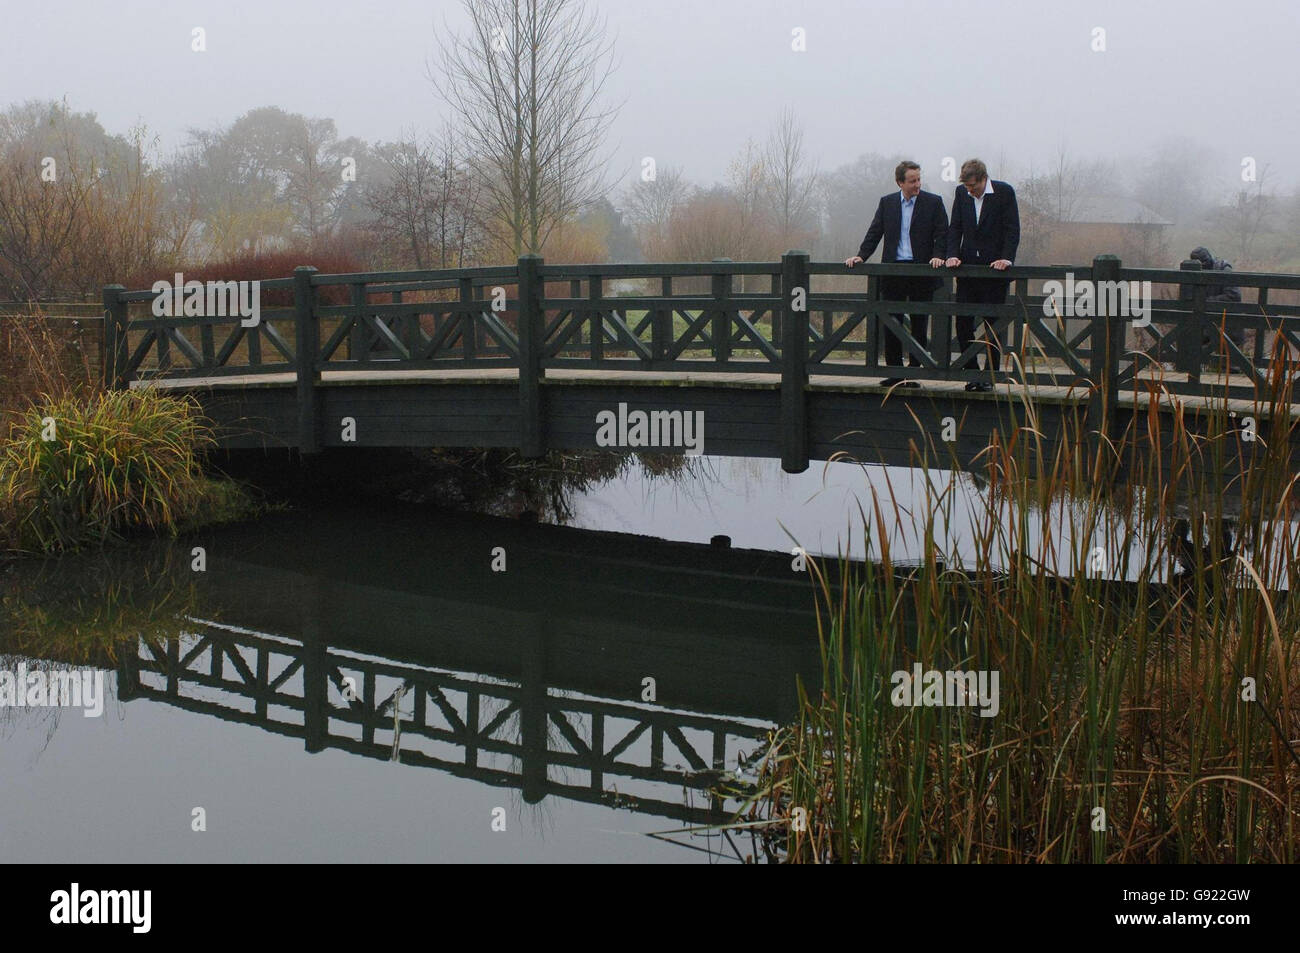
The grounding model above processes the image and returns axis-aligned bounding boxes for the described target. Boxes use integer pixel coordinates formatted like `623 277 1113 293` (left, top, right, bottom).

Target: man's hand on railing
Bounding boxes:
991 260 1012 271
845 256 863 268
945 257 961 268
929 258 945 268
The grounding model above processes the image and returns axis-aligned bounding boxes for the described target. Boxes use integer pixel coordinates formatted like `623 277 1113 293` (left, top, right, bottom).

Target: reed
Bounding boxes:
740 342 1300 863
0 388 234 554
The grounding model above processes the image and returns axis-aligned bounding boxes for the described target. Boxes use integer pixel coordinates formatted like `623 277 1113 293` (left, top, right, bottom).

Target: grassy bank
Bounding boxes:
0 389 263 556
740 350 1300 863
0 310 262 557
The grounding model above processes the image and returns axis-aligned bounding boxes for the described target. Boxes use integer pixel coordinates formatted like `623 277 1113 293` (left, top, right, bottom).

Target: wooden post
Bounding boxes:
1177 259 1203 380
459 276 476 361
712 259 732 364
300 573 332 754
769 270 782 344
294 266 320 454
933 272 952 372
654 275 672 365
115 637 140 701
350 282 368 365
301 628 328 755
864 272 880 369
781 250 810 473
102 284 128 390
519 612 548 805
589 271 604 362
518 255 545 457
1087 255 1123 470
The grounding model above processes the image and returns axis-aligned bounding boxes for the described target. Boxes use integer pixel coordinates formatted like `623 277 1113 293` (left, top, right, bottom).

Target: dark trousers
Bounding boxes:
955 277 1010 372
877 274 934 368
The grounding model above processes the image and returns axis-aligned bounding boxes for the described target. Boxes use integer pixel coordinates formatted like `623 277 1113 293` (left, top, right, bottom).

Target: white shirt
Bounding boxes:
971 179 994 225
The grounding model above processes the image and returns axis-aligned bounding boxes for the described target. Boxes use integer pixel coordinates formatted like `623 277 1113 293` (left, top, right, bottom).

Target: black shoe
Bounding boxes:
964 380 993 392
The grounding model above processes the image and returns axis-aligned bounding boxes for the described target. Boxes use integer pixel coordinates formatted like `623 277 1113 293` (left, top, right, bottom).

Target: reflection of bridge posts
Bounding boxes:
519 611 548 805
119 617 771 826
302 577 329 754
115 642 140 701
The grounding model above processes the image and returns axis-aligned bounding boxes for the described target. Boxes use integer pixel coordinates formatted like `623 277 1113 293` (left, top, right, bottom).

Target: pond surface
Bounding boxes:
1 451 1270 862
1 455 880 863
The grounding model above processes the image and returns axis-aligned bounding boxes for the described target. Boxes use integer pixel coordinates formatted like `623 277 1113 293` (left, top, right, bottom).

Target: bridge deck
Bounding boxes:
133 365 1300 418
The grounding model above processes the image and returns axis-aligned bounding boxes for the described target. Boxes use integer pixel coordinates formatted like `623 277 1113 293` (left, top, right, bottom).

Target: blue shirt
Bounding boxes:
897 192 915 261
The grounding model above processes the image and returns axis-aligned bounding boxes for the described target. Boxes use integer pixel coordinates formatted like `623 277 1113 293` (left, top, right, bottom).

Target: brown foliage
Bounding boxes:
120 240 369 307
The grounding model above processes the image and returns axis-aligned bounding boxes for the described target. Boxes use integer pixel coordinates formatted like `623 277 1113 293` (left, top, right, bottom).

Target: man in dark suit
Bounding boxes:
945 158 1020 391
845 160 949 387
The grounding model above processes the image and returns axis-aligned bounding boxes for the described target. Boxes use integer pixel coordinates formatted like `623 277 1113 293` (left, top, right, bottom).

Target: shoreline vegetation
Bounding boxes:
0 309 264 560
729 346 1300 863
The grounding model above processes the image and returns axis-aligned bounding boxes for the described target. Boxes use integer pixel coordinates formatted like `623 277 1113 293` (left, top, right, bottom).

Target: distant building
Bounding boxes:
1043 195 1173 266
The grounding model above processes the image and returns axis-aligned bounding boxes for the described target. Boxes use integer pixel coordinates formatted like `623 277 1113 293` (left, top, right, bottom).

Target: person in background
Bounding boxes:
845 160 948 388
1186 246 1243 351
945 158 1020 392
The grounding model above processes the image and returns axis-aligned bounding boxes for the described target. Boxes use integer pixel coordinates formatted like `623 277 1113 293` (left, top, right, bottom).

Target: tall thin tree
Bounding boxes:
430 0 620 257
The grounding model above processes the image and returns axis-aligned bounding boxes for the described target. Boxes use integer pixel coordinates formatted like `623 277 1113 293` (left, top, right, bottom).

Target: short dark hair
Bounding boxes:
895 160 921 184
960 158 988 184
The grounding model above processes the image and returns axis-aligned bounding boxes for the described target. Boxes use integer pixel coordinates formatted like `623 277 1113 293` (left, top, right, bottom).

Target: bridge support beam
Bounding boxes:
781 250 810 473
294 266 321 454
1087 255 1124 479
518 254 545 458
1177 258 1204 380
102 284 128 391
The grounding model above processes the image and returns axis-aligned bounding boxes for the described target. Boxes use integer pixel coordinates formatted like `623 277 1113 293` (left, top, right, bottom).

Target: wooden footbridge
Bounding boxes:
102 254 1300 479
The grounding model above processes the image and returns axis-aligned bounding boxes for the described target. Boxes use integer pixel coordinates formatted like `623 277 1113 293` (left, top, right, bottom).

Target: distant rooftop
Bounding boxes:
1062 195 1173 226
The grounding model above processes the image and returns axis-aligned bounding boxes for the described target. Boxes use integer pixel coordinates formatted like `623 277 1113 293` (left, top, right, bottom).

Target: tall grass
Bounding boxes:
742 343 1300 863
0 389 222 554
0 309 98 431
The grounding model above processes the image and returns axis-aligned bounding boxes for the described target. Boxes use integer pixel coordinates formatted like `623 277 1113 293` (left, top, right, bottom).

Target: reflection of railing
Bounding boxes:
117 619 770 826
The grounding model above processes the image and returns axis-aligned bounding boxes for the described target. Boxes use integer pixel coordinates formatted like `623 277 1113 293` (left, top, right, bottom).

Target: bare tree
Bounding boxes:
761 106 820 252
1215 165 1273 267
429 0 620 258
1025 145 1115 224
1017 147 1116 264
621 164 691 260
282 116 346 242
365 127 484 269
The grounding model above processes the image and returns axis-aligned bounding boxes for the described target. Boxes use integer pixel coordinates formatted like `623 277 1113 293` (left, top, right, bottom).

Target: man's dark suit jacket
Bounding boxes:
857 190 949 290
947 180 1020 267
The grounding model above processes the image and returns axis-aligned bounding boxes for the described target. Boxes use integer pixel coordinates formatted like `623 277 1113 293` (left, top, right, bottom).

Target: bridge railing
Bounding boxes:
1117 263 1300 397
103 253 1300 407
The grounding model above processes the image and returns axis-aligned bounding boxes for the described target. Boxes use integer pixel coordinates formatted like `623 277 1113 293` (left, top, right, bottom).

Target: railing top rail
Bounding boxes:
1119 265 1300 289
310 265 518 286
105 257 1300 301
538 261 780 278
806 261 1088 279
117 277 295 301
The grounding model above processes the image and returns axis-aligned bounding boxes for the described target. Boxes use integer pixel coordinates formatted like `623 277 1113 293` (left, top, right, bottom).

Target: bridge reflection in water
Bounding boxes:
112 504 824 828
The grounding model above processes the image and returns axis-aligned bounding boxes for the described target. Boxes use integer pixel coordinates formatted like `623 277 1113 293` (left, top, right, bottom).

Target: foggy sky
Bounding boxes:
1 0 1295 194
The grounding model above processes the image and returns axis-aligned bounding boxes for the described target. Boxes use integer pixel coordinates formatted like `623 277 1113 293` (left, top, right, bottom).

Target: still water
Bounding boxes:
2 452 1261 862
2 454 893 863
